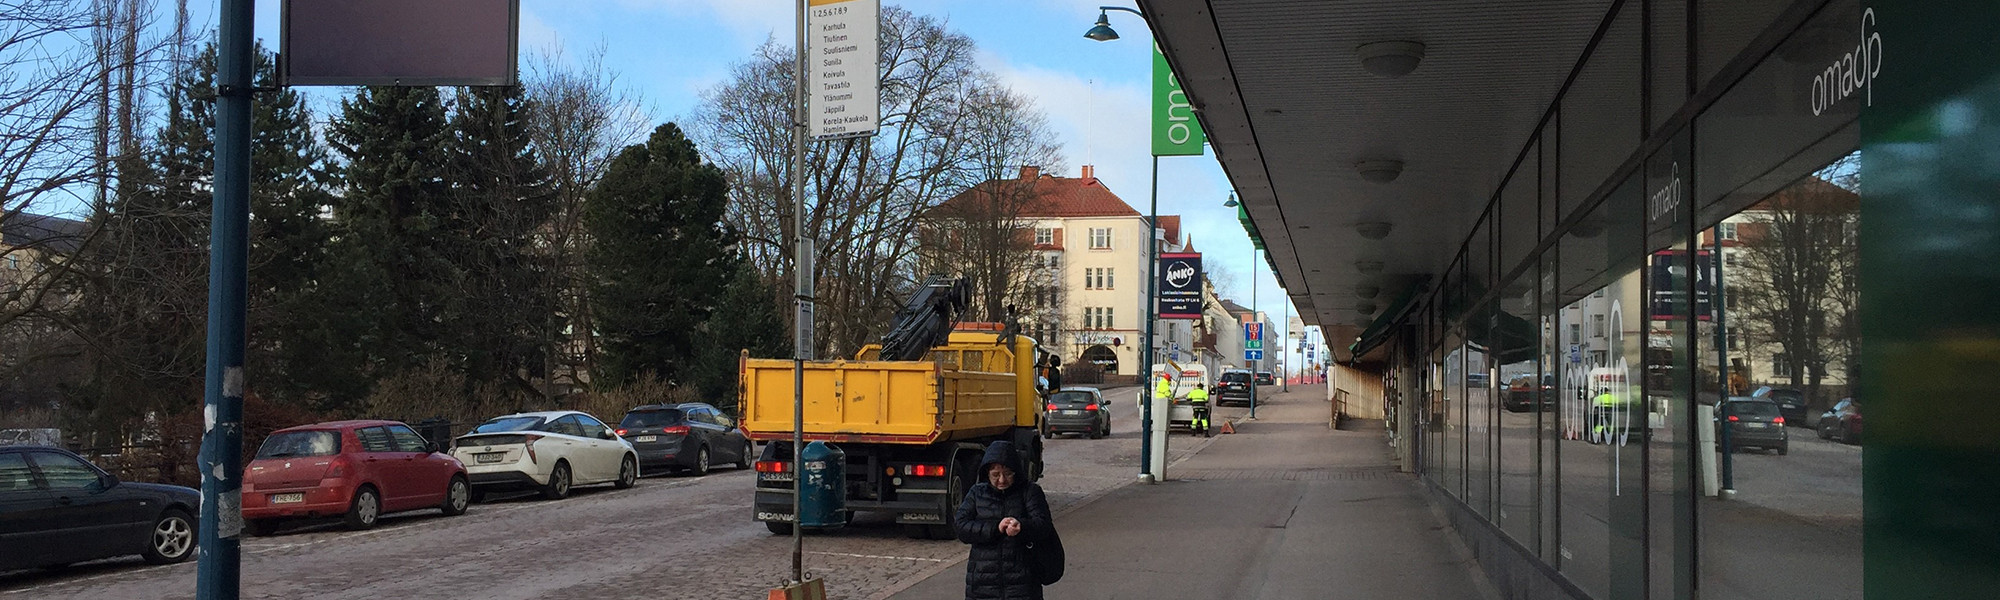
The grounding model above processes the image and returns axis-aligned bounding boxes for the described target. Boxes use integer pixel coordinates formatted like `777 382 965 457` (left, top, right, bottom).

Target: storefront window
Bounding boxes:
1499 267 1539 548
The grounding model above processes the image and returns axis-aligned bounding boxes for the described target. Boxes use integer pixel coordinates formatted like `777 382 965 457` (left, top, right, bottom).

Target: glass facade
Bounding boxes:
1385 1 1871 598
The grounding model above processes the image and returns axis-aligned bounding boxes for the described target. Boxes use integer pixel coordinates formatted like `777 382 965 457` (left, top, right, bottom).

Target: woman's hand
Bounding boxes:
999 517 1021 537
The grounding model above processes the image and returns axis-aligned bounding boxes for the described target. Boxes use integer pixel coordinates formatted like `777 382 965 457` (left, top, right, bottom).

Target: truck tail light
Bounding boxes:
906 464 947 477
755 461 790 473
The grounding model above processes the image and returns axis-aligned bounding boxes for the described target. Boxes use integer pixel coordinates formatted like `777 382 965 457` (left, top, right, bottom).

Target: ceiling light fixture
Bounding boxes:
1355 221 1393 240
1355 285 1381 299
1355 259 1385 274
1355 159 1404 184
1356 301 1379 315
1356 41 1426 78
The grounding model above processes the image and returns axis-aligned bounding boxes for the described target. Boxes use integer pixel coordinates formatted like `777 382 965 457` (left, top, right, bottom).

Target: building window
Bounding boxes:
1089 228 1112 249
1035 227 1054 245
1045 253 1061 270
1592 288 1606 299
1719 222 1738 240
1085 267 1114 290
1084 307 1115 329
1772 353 1793 378
1568 324 1581 345
1592 314 1607 338
1727 330 1740 350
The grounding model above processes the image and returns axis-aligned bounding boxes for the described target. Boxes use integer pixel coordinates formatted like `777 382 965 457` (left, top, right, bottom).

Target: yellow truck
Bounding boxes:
740 278 1048 538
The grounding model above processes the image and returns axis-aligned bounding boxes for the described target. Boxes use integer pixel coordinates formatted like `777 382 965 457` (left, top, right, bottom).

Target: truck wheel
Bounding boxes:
767 521 794 535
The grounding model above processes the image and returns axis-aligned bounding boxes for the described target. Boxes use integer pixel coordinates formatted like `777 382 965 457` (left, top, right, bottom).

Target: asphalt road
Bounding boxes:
1 385 1228 600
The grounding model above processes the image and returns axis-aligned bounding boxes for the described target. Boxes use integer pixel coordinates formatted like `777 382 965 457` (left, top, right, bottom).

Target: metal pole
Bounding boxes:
1249 243 1258 420
196 0 251 597
1139 155 1158 478
1714 231 1733 493
790 0 809 582
1281 296 1290 392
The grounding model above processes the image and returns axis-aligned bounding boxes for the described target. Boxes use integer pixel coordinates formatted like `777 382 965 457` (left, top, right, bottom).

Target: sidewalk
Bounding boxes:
879 384 1495 600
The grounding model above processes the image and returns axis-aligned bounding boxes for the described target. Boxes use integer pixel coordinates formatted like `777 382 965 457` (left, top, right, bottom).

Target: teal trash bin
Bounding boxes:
798 441 847 527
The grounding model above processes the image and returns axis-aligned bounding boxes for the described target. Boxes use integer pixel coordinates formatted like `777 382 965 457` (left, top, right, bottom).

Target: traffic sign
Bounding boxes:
1246 350 1263 361
1244 322 1263 350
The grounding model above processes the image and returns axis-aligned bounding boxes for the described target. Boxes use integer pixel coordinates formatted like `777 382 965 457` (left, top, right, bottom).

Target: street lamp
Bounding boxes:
1224 193 1258 419
1087 4 1165 483
1083 6 1143 41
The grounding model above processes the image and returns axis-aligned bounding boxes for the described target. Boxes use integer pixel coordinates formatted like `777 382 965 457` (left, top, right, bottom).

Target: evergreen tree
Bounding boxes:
686 262 789 413
586 123 740 387
444 86 557 396
321 85 458 410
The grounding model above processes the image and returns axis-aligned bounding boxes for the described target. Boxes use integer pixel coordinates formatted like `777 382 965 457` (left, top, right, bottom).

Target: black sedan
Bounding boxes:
1214 371 1254 407
1255 371 1276 386
617 403 754 476
1042 388 1110 438
1716 398 1789 455
0 446 200 571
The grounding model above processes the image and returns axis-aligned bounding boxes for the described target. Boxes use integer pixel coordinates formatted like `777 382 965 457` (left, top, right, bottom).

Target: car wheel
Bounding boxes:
614 455 638 489
1777 444 1789 456
692 447 711 476
141 509 196 564
737 441 755 469
248 518 282 537
343 486 381 530
1088 424 1103 440
1041 426 1052 439
441 476 471 516
1842 427 1859 445
541 461 572 500
1818 421 1833 439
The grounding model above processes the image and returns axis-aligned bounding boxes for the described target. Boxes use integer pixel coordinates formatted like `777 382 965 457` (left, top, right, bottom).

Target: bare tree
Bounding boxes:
691 8 1064 358
523 44 652 398
1732 156 1860 410
916 87 1063 323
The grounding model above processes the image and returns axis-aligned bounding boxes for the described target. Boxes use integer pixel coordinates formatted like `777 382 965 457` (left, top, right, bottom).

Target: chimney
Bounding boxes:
1019 165 1040 180
1081 165 1095 180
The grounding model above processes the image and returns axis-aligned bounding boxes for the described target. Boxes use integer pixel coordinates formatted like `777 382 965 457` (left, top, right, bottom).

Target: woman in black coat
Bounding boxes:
954 440 1054 600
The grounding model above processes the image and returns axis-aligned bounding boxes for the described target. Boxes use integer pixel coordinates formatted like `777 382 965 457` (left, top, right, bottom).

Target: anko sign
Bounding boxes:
1158 252 1203 320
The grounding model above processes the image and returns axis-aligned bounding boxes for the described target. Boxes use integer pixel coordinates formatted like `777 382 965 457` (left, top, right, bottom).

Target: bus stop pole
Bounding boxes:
196 0 252 597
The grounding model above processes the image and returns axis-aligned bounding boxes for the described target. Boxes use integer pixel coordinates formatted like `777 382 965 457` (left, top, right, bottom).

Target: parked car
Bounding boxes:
1817 398 1863 444
1042 388 1110 439
454 411 638 501
1255 371 1277 386
616 403 753 476
1751 386 1810 425
1716 398 1788 455
1503 374 1556 412
242 420 469 535
1214 370 1254 407
0 446 199 570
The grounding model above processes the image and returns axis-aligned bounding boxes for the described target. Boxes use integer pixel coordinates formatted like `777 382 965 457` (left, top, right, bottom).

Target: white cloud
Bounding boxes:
609 0 790 43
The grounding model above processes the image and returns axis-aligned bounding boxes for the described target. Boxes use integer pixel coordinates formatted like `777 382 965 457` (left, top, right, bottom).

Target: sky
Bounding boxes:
191 0 1321 368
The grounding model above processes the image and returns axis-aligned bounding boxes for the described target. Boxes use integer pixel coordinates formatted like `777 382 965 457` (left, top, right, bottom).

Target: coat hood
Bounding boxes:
979 440 1022 475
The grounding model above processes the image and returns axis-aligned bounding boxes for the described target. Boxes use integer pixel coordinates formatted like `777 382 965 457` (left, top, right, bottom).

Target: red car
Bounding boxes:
242 420 469 535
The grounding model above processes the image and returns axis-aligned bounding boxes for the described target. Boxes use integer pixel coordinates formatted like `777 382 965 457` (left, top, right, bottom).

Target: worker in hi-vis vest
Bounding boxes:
1154 372 1174 401
1590 387 1621 442
1187 383 1211 433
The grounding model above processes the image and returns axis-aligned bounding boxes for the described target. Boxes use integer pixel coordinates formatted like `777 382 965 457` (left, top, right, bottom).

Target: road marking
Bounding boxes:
808 551 950 563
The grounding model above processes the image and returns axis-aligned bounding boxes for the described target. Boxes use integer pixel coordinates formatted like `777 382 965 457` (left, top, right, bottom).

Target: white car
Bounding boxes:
453 410 638 501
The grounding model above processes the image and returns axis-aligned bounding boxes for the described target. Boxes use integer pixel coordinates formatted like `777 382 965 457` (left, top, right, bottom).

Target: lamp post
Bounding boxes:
1224 194 1258 420
1085 4 1162 482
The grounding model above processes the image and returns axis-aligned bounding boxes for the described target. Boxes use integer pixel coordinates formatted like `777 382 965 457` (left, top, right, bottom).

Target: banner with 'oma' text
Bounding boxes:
1152 46 1205 156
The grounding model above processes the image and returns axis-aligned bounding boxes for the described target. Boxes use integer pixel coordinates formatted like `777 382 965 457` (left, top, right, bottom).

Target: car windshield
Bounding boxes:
1726 402 1781 418
471 416 546 434
1221 372 1250 383
256 431 340 459
1050 391 1095 405
620 409 684 428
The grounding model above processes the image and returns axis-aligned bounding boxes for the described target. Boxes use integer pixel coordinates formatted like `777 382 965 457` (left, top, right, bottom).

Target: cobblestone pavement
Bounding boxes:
0 385 1236 600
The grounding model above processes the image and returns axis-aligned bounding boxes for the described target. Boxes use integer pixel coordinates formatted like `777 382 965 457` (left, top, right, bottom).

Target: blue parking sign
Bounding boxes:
1246 350 1263 361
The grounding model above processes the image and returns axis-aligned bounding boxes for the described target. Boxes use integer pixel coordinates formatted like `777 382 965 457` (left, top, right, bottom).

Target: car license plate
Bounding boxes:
475 452 505 464
272 493 304 504
635 435 657 442
1063 410 1082 415
1748 423 1769 428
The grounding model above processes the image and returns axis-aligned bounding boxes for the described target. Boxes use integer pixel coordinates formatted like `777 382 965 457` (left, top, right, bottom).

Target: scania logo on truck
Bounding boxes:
1166 261 1197 287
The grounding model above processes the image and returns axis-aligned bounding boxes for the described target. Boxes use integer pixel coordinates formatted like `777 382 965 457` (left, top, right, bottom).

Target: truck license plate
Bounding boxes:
476 452 505 464
272 493 304 504
634 435 657 442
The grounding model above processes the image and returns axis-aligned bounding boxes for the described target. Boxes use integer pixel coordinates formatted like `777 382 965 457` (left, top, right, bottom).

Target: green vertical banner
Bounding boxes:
1864 2 2000 599
1152 46 1205 156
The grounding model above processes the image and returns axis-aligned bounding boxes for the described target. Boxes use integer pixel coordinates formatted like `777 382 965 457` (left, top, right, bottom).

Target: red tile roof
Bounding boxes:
1159 216 1181 246
937 174 1141 218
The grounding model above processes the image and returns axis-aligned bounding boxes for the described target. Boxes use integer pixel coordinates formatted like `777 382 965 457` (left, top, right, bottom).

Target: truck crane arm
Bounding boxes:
877 275 971 361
